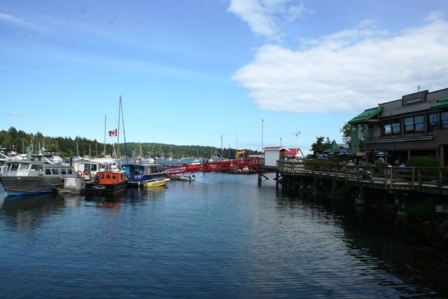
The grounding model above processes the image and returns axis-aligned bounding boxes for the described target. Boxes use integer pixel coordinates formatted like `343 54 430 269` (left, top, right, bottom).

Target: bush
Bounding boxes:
405 156 439 167
405 156 441 182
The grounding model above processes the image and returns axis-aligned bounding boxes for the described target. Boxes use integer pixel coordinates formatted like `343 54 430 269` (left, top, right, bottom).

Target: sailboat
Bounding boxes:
111 97 166 187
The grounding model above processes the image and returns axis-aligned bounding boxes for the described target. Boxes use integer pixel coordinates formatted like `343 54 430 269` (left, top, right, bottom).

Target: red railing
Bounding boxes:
164 158 260 176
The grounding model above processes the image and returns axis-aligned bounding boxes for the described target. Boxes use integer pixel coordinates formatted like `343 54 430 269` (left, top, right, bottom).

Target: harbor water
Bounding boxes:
0 172 446 298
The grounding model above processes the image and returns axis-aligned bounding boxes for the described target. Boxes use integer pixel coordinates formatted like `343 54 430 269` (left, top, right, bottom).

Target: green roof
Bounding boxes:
430 95 448 110
323 140 341 154
348 107 383 125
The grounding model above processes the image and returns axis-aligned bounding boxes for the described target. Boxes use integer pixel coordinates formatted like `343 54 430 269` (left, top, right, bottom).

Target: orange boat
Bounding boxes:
85 170 128 196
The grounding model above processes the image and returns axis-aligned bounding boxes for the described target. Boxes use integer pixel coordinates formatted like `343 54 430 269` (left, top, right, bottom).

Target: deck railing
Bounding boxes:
276 160 448 192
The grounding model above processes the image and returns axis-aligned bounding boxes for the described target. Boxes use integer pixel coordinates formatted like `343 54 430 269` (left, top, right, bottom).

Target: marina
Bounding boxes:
0 172 446 298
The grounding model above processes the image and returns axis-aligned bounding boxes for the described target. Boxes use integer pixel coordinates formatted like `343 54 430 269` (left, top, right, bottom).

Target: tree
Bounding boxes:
340 123 351 147
310 136 331 155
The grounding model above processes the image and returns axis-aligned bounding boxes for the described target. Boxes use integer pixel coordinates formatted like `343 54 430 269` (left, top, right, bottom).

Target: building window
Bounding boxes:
443 112 448 128
384 124 391 135
405 115 424 133
384 122 401 135
429 112 448 130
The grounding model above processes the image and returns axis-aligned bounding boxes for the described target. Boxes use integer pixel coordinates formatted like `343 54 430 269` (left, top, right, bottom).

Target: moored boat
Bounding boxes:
121 159 166 187
178 174 196 181
84 169 128 196
143 178 170 188
0 160 79 197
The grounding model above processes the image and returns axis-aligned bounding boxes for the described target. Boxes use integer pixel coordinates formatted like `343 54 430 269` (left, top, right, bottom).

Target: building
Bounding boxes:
262 147 304 167
263 146 289 167
349 88 448 166
284 148 304 160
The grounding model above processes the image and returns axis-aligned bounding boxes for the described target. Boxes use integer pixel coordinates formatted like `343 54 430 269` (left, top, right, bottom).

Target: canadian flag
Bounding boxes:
108 128 118 136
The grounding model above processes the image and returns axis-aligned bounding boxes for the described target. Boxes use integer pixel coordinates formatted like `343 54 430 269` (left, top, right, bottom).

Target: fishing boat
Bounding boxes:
143 178 170 188
0 160 79 196
72 157 121 182
84 169 128 196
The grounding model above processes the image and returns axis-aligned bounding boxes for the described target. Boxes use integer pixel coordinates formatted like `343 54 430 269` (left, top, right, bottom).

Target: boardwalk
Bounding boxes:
275 161 448 196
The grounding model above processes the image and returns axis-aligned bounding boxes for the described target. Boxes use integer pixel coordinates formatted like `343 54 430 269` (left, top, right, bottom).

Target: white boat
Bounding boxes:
0 159 81 196
178 174 196 181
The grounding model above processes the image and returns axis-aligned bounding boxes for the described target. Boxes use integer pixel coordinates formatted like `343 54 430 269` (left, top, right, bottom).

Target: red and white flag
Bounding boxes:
108 128 118 136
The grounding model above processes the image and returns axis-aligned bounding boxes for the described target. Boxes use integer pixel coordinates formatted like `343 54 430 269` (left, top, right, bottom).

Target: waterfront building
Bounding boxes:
263 146 289 166
348 88 448 166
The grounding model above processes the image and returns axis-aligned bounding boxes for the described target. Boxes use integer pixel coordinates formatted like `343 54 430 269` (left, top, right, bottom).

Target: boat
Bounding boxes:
228 166 256 174
178 174 196 181
0 159 80 196
72 157 121 182
121 157 166 187
84 169 128 196
143 178 170 188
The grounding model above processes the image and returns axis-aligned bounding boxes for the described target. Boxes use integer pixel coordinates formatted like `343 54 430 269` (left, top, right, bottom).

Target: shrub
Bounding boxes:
405 156 439 167
405 156 441 182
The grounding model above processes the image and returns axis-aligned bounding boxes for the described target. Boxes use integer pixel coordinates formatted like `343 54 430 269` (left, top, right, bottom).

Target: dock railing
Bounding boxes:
277 160 448 193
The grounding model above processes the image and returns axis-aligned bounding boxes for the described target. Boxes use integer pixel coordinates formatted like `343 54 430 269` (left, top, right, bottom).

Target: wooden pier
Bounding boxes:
260 161 448 196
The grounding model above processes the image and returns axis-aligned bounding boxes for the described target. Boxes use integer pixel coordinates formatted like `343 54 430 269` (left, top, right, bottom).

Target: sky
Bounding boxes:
1 0 448 156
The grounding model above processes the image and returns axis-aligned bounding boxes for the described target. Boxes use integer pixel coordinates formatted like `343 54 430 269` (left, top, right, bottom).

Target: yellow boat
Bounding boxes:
143 178 170 188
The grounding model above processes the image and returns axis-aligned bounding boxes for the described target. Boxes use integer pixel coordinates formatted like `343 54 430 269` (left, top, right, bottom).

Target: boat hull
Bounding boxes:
143 178 170 188
85 181 128 196
0 176 63 196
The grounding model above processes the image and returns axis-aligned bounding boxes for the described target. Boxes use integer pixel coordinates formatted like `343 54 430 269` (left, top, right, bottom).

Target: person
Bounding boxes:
347 160 355 166
394 158 400 166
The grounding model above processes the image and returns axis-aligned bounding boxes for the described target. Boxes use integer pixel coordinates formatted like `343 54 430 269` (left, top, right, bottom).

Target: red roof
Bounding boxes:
285 148 301 156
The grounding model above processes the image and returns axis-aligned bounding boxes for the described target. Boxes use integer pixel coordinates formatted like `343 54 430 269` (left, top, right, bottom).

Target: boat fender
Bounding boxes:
84 169 91 175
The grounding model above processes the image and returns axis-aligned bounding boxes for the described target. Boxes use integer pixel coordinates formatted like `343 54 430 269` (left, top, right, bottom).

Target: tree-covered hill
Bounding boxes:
0 127 259 159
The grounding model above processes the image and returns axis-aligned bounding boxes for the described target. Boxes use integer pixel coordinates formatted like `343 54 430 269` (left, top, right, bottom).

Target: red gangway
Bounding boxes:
164 158 260 176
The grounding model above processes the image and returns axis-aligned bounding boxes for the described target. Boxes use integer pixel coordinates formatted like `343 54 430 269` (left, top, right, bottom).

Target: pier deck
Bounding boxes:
273 161 448 196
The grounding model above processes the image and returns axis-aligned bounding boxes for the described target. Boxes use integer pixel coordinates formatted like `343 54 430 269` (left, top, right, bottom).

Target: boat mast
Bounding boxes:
120 97 128 160
117 97 121 158
103 115 107 157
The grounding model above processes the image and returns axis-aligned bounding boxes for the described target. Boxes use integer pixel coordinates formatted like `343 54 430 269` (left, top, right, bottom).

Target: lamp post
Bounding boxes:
280 137 282 146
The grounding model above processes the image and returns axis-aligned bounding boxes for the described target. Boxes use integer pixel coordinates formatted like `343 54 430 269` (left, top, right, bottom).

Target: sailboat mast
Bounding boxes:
117 96 121 158
103 115 107 157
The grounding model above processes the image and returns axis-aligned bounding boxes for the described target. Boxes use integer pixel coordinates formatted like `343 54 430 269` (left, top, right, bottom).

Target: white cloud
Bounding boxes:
8 111 23 116
228 0 312 37
232 16 448 114
0 12 48 33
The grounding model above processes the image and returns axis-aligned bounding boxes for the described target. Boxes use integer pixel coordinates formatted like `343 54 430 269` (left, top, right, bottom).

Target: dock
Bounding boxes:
260 161 448 196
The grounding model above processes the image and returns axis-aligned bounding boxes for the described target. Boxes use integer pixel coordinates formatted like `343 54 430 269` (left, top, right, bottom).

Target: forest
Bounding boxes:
0 127 259 159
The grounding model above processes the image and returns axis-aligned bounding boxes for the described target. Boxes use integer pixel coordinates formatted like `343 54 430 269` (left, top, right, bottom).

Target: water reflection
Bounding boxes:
84 192 127 209
0 194 65 231
279 191 448 297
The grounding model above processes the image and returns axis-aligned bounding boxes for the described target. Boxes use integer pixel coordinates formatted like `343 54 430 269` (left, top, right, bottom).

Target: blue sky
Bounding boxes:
1 0 448 155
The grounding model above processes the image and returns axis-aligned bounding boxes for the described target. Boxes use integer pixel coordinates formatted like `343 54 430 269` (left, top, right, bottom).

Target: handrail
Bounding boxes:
276 160 448 190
